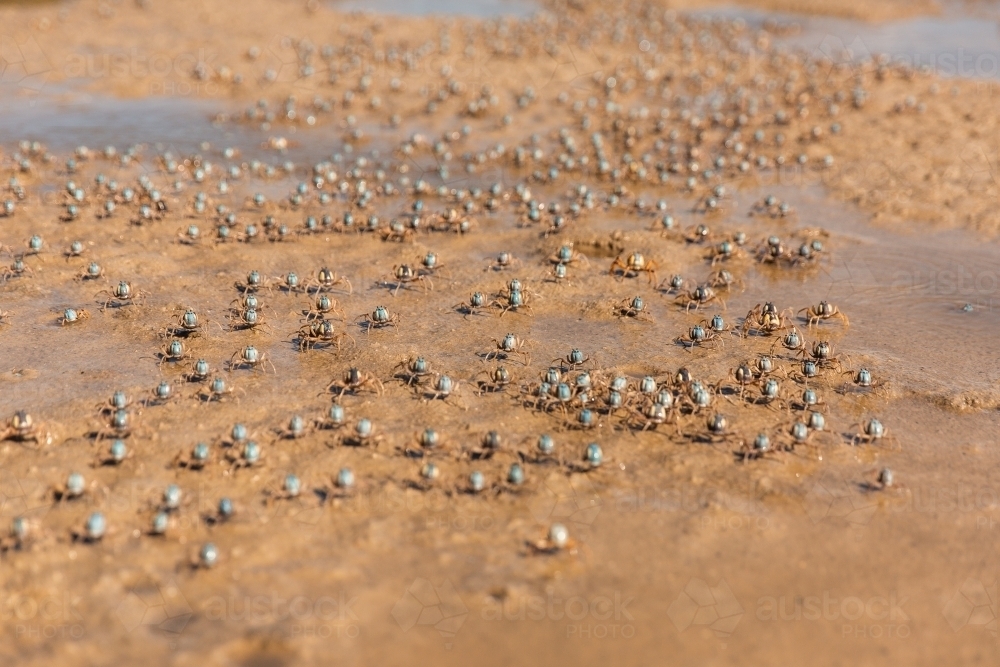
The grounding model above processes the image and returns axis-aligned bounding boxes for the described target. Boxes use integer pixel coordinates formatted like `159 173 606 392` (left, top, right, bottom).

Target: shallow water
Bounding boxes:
0 90 323 162
713 183 1000 397
0 85 471 176
697 5 1000 79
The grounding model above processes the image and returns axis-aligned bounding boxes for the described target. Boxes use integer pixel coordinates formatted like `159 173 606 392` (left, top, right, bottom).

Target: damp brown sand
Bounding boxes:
2 170 1000 665
1 1 1000 666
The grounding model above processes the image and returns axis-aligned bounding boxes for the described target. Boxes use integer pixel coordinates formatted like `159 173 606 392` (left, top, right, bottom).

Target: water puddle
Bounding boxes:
692 5 1000 79
0 90 240 154
0 88 412 165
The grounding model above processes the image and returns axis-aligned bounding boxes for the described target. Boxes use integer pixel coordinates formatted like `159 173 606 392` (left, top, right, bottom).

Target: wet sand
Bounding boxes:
2 1 1000 665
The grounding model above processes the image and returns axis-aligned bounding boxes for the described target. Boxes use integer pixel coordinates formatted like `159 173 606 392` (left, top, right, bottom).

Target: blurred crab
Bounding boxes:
609 252 658 284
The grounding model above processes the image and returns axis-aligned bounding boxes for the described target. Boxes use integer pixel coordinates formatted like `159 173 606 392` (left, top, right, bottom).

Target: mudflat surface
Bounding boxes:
1 1 1000 665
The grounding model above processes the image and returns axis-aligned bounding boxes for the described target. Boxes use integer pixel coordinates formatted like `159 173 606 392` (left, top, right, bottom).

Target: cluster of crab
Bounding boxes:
46 165 168 228
512 184 589 237
263 268 355 351
669 268 742 313
377 202 477 241
749 194 796 219
647 207 828 278
544 243 589 285
722 303 889 457
692 299 879 391
502 289 888 452
648 215 749 264
0 234 48 283
754 230 829 269
0 0 941 562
